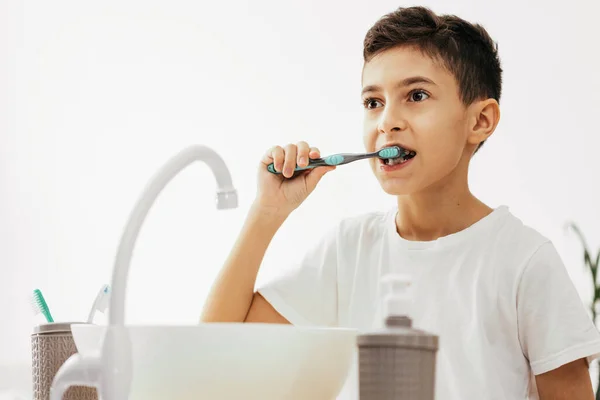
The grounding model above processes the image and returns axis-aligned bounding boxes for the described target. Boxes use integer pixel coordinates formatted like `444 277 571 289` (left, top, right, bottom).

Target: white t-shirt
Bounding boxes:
258 206 600 400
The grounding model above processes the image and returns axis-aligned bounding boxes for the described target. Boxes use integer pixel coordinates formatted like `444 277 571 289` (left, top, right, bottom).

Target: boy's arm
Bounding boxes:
201 142 335 324
535 358 593 399
200 205 289 323
245 292 290 324
517 241 600 398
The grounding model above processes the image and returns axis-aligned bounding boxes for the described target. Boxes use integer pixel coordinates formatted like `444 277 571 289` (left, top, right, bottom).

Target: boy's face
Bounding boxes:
362 46 477 196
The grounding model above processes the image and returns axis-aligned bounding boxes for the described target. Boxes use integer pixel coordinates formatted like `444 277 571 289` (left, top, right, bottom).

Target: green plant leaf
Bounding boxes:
566 222 593 269
566 222 590 248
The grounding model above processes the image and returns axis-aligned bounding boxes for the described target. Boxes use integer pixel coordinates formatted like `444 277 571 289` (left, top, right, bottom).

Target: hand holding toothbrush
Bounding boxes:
256 142 405 217
256 142 335 217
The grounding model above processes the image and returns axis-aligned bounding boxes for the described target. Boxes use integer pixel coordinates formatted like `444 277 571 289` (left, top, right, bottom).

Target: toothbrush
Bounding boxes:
32 289 54 323
266 146 409 176
87 284 111 323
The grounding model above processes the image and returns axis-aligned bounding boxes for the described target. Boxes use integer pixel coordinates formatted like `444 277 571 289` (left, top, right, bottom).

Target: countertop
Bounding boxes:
0 364 32 400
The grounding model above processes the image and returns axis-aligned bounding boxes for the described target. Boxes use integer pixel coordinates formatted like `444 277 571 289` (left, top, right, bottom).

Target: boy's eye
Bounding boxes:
409 90 429 102
363 98 383 109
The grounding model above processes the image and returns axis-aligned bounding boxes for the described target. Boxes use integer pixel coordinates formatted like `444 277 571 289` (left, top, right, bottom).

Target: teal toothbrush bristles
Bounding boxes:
32 289 54 323
378 146 401 159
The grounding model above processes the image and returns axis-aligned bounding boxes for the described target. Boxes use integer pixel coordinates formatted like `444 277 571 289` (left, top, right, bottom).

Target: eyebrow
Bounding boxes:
361 76 437 96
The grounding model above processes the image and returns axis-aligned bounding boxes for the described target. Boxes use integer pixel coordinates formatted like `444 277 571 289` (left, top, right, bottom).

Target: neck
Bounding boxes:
395 160 492 242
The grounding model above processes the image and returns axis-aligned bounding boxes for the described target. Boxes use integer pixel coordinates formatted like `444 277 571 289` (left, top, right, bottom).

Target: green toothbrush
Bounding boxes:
32 288 54 323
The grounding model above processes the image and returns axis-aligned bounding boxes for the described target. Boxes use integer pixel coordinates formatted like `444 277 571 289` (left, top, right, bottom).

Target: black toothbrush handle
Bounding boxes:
266 152 373 175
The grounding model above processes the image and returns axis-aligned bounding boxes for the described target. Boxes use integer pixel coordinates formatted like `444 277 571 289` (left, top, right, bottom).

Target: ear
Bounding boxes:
467 99 500 147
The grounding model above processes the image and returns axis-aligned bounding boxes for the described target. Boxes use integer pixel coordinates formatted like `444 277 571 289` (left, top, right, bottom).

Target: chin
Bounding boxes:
378 179 417 196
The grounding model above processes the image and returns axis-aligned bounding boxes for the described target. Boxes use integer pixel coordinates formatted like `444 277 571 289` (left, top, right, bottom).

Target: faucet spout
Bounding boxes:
51 145 238 400
110 144 238 326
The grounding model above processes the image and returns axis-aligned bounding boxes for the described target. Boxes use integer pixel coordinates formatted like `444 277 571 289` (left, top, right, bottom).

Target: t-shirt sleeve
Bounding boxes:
256 224 339 327
517 241 600 375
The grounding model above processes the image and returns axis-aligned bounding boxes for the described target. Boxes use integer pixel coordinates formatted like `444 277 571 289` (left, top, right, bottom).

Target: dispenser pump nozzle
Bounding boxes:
382 274 413 323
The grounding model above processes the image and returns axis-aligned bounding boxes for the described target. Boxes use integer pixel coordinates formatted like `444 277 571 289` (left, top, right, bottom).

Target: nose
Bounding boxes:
377 104 406 135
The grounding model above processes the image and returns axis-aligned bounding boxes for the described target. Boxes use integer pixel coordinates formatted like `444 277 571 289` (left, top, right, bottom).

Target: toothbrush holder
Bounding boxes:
31 323 98 400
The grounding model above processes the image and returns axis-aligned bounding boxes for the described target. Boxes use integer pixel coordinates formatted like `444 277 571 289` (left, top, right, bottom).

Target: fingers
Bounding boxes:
309 146 320 160
296 141 310 167
262 143 324 179
262 145 285 172
282 144 298 178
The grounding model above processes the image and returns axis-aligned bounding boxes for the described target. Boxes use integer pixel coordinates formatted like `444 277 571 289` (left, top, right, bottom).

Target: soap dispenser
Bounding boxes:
357 274 439 399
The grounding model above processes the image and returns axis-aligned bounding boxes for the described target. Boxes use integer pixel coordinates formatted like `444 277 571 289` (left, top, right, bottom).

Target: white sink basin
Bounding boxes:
72 323 357 400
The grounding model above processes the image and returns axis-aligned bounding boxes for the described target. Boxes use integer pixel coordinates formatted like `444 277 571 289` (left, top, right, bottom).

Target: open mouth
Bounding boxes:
382 148 417 166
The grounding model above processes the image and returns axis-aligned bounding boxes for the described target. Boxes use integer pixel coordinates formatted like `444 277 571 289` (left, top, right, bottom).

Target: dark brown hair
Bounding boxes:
363 6 502 151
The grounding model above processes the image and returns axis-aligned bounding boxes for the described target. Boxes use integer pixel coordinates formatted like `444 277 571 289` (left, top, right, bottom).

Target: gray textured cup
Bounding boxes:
357 316 439 400
31 322 98 400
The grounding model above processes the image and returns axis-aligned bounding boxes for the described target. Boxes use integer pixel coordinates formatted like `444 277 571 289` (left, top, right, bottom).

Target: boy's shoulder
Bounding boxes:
467 207 560 279
491 206 553 254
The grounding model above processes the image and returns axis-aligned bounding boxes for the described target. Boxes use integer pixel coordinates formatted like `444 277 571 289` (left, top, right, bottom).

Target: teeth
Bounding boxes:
388 158 408 165
384 150 416 166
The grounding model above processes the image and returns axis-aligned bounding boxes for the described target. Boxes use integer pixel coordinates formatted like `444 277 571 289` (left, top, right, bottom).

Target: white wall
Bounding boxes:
1 0 599 394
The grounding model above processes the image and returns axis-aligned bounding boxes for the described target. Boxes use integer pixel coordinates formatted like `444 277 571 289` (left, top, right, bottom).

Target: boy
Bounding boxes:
201 6 600 399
